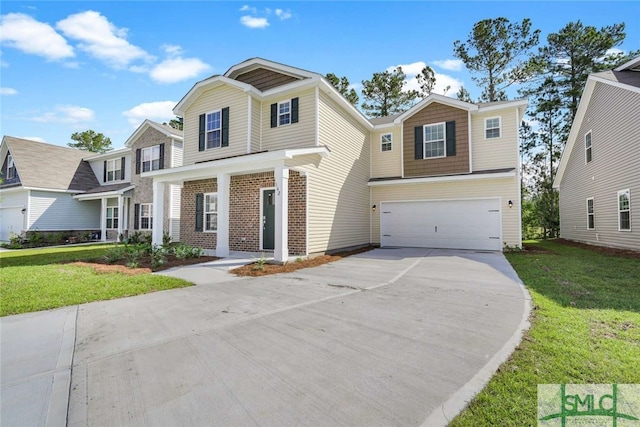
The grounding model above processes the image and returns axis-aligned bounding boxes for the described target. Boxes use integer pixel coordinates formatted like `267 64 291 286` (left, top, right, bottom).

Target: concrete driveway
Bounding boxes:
2 248 530 426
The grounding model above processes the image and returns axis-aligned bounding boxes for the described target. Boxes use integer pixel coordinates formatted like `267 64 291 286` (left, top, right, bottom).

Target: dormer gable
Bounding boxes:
225 57 318 91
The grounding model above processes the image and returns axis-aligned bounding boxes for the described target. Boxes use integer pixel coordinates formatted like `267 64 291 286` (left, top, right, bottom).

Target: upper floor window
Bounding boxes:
586 198 595 230
206 110 222 149
485 117 501 139
106 158 122 182
142 146 161 172
6 154 16 179
585 131 592 163
618 189 631 231
424 123 446 158
270 98 299 128
381 134 392 152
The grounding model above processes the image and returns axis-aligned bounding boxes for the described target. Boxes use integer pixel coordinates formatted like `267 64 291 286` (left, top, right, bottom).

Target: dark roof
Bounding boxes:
592 70 640 89
2 136 99 191
82 183 133 195
368 168 516 182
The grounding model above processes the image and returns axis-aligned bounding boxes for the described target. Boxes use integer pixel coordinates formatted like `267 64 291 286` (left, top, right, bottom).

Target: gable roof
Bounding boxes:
124 119 183 148
224 57 319 81
1 136 99 191
554 55 640 189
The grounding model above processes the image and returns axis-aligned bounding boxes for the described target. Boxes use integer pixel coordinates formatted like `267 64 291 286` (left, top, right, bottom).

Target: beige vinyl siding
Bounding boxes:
171 141 183 167
302 91 370 253
370 127 402 178
183 85 248 166
262 88 316 151
471 109 519 171
169 184 181 242
251 96 261 153
559 82 640 250
370 177 520 248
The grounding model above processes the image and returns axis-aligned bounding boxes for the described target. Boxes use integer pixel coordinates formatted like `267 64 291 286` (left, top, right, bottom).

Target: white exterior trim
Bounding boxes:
394 94 477 124
83 147 130 161
123 119 183 148
73 185 135 200
368 170 516 187
247 95 252 154
516 106 523 247
484 116 502 140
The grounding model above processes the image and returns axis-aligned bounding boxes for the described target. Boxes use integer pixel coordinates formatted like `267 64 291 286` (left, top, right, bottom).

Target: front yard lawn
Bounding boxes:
451 240 640 426
0 245 192 316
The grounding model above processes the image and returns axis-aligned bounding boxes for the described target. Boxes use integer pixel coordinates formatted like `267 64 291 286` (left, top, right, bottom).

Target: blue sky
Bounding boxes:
1 1 639 148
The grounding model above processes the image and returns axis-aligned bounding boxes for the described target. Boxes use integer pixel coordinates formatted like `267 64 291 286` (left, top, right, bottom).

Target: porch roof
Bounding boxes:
73 184 134 200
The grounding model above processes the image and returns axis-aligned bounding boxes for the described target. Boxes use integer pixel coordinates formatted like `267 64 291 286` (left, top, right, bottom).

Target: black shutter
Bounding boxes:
134 203 140 230
270 103 278 128
414 126 424 160
103 160 107 182
159 143 165 169
120 157 126 180
446 121 456 157
198 114 206 151
291 97 299 123
221 107 229 147
195 193 204 232
135 149 141 174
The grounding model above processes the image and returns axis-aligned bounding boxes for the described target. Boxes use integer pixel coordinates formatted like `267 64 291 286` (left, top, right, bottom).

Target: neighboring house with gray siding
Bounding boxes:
554 55 640 251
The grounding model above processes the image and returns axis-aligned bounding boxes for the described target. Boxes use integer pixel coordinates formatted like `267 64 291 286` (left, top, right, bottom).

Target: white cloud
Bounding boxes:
0 87 17 95
239 5 257 14
56 10 152 69
275 9 292 20
123 101 176 126
0 13 74 61
388 61 463 97
432 59 463 72
150 57 211 84
240 15 269 29
18 136 46 143
606 47 624 56
162 44 183 56
32 105 95 124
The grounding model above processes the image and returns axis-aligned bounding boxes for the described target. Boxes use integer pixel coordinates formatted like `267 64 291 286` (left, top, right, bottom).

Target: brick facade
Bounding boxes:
180 171 306 255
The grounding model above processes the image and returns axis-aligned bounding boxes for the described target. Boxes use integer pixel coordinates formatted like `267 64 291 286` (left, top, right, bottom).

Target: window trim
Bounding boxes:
141 145 161 172
381 133 392 152
106 158 122 183
278 100 291 127
617 189 631 231
203 192 218 233
205 109 222 150
423 122 447 159
106 206 119 229
585 130 592 163
484 116 501 139
586 197 595 230
6 154 16 179
138 203 153 230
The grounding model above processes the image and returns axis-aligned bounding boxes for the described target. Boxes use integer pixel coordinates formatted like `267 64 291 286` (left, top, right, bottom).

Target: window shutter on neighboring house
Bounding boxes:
414 126 424 160
198 114 206 151
103 160 107 182
270 103 278 128
134 203 140 230
446 121 456 157
135 149 141 174
159 143 165 169
221 107 229 147
120 157 126 180
291 97 299 123
195 193 204 232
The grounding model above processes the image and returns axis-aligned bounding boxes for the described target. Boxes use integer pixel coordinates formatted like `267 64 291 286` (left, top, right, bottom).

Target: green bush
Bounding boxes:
103 247 125 264
150 245 167 270
173 243 203 259
27 231 45 246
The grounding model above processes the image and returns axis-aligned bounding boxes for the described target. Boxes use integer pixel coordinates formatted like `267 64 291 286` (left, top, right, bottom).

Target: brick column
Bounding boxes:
216 173 230 257
152 181 165 246
274 165 289 263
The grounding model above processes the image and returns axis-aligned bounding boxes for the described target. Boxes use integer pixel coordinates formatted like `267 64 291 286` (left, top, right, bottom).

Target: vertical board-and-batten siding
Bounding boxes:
370 127 402 178
303 91 370 253
471 109 519 171
28 191 100 230
261 88 316 152
559 82 640 250
183 85 248 166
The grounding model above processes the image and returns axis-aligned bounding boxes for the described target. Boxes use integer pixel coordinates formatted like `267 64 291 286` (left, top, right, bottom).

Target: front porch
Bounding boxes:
74 184 134 242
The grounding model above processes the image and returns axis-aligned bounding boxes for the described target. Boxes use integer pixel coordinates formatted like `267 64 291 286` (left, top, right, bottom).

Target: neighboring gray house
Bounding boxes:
554 55 640 251
0 136 100 241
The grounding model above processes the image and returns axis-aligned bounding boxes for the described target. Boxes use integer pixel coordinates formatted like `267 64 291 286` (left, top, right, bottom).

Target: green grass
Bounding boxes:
0 244 192 316
451 240 640 426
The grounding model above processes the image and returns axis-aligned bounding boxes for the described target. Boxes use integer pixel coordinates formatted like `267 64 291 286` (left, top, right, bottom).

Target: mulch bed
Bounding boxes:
555 238 640 259
71 255 219 274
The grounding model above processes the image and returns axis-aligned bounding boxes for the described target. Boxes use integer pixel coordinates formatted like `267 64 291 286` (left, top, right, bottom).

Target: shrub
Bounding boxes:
150 245 167 270
173 243 203 259
103 247 125 264
124 243 149 265
129 231 151 245
162 232 172 250
46 232 65 245
27 231 45 246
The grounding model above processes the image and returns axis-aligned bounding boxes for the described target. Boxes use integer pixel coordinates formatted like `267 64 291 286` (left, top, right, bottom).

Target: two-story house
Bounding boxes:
144 58 526 262
553 55 640 251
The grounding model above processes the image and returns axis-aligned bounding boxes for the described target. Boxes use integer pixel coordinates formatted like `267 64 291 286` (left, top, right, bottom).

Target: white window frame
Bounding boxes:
106 206 119 229
423 122 446 159
617 189 631 231
586 198 595 230
485 117 501 139
139 203 153 230
142 145 161 172
585 130 592 163
206 110 222 150
106 158 122 183
6 154 16 179
278 100 291 126
204 192 218 232
381 133 392 152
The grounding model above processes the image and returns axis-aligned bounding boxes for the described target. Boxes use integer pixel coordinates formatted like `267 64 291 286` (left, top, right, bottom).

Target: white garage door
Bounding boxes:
0 207 24 241
381 199 502 251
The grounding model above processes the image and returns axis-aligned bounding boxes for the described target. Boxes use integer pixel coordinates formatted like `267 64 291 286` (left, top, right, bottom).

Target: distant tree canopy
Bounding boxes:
360 67 419 117
165 116 184 131
68 130 112 153
325 73 359 107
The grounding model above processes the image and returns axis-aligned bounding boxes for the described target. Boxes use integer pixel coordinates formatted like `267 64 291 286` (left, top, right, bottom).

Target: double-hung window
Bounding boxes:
106 158 121 182
204 193 218 232
423 123 446 158
6 154 15 179
585 131 592 163
278 101 291 126
139 203 152 230
142 146 161 172
206 110 222 149
381 134 392 152
618 189 631 231
106 199 118 229
485 117 501 139
586 198 595 230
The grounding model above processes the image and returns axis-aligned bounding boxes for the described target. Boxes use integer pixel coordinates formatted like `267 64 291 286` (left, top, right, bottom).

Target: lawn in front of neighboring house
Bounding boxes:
0 244 192 316
451 239 640 426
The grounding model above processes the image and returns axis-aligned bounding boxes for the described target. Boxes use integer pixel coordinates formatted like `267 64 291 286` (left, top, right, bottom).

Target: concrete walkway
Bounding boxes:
1 248 530 426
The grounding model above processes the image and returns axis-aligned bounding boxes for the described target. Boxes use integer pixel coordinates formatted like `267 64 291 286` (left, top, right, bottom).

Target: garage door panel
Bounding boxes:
381 199 501 251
